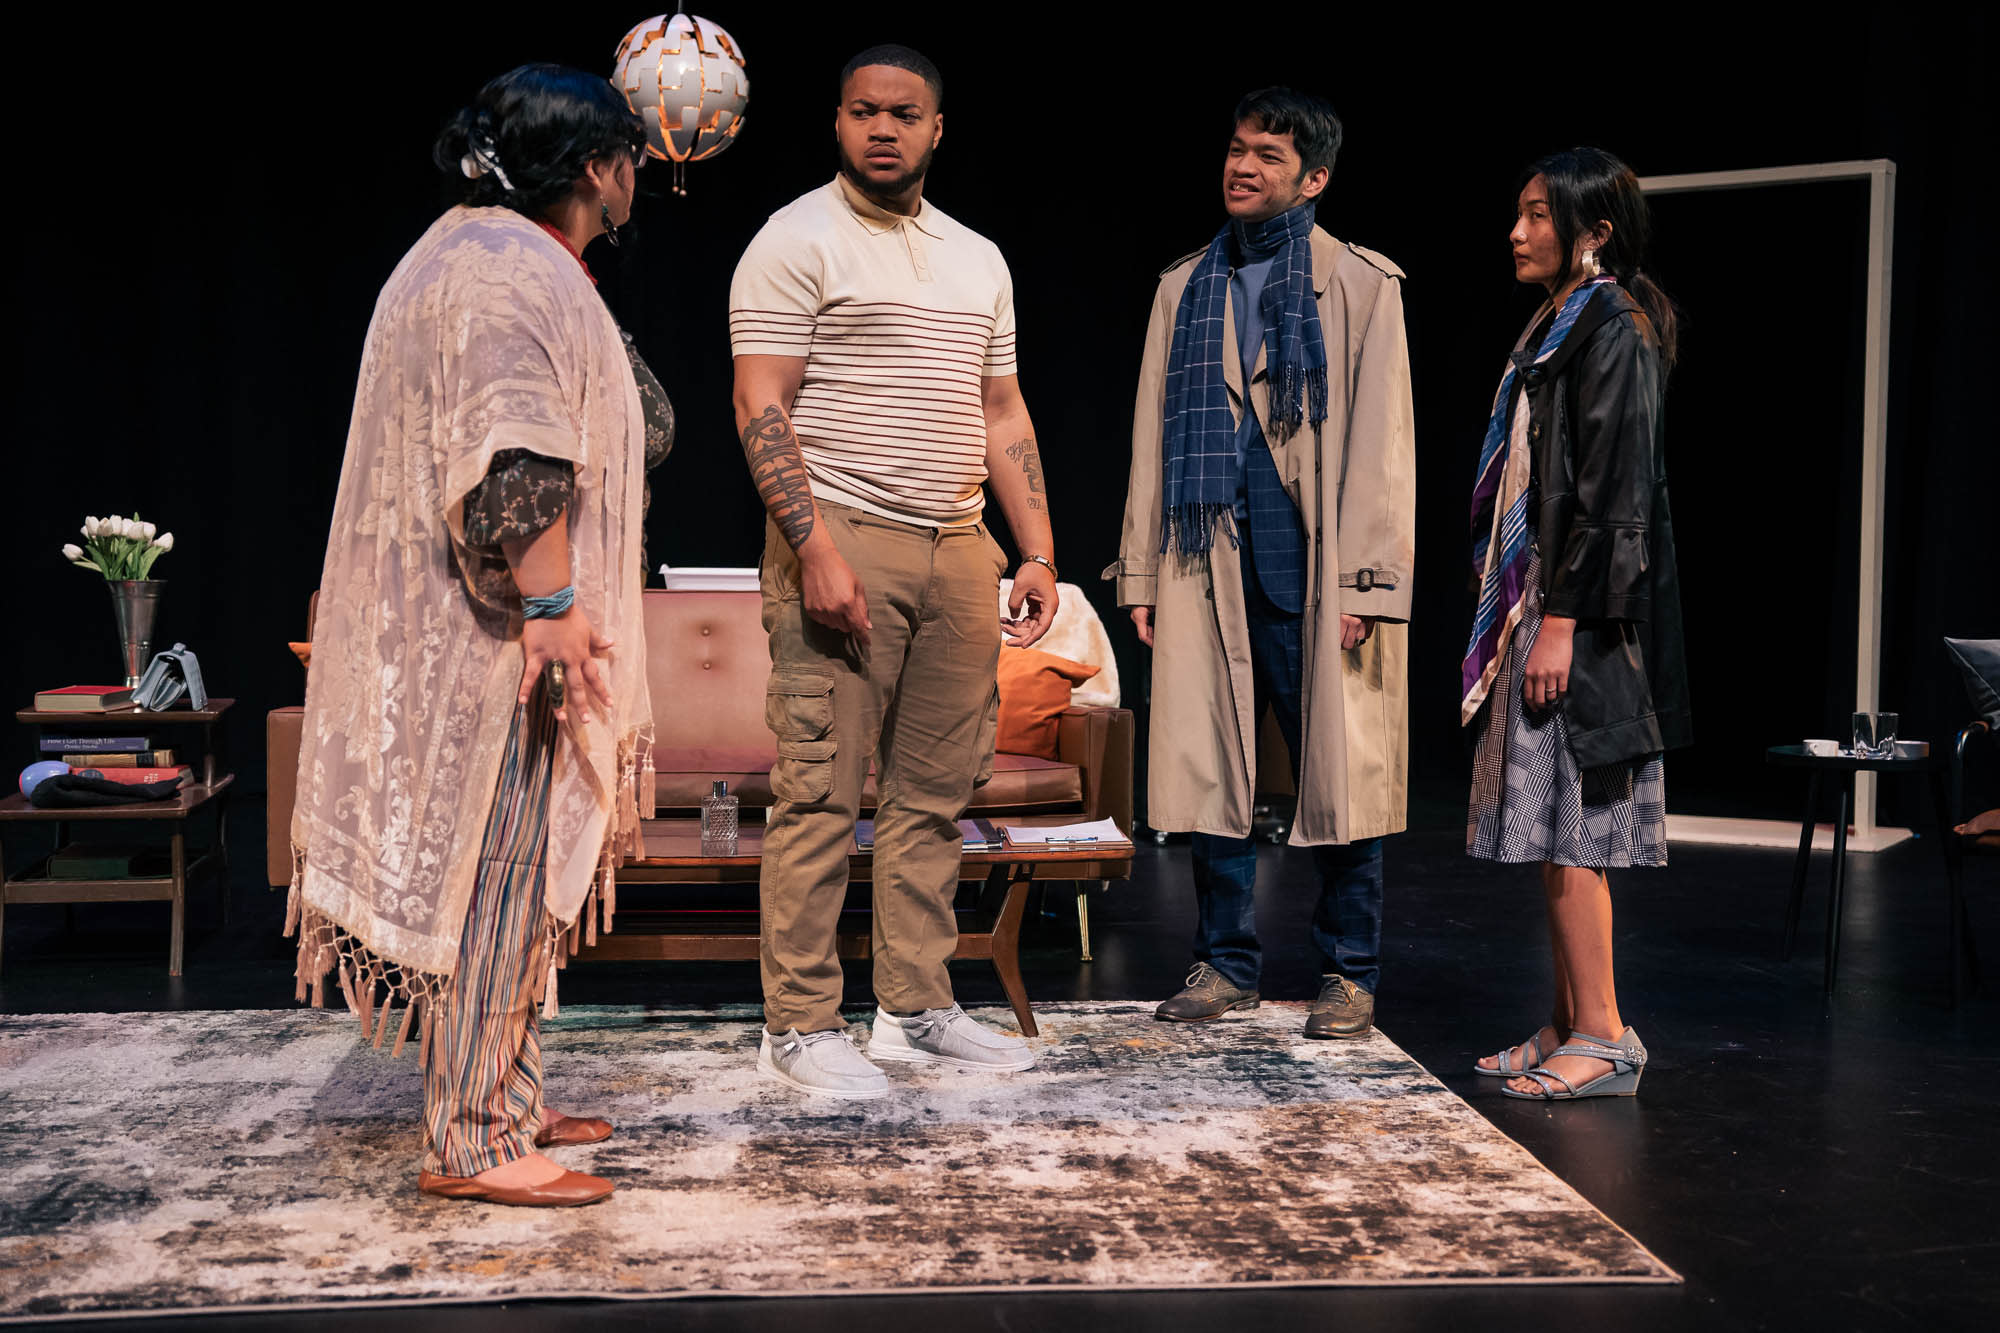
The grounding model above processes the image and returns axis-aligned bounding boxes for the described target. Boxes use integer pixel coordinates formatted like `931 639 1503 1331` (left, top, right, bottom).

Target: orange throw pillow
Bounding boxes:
289 642 312 671
996 648 1101 760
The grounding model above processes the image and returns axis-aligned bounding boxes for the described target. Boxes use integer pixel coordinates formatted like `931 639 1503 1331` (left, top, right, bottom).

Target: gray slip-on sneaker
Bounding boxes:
868 1005 1035 1071
757 1026 890 1100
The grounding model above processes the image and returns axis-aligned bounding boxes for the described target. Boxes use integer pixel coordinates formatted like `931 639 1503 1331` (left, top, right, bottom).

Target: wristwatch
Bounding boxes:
1018 554 1058 581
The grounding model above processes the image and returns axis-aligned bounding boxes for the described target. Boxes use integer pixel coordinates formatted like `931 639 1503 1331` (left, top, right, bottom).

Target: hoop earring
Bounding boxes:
1578 247 1600 278
601 202 621 247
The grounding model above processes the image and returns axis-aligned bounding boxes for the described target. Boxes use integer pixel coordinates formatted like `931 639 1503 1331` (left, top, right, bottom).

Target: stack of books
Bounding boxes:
39 734 188 786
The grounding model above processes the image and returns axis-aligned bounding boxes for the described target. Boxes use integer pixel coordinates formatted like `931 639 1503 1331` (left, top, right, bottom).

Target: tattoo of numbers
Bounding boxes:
1005 437 1046 510
742 404 815 548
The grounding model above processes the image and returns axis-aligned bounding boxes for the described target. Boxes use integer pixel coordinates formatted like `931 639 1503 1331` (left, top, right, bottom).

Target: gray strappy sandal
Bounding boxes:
1474 1028 1552 1078
1500 1027 1647 1101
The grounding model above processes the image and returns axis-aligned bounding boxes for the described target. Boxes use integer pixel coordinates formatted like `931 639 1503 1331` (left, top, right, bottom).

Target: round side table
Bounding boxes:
1765 744 1970 1002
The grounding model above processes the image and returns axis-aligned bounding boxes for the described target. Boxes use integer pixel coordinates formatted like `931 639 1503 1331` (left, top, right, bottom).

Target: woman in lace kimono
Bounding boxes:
291 64 671 1207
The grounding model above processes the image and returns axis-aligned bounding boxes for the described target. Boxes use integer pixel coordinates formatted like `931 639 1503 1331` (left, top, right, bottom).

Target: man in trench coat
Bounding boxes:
1107 88 1414 1037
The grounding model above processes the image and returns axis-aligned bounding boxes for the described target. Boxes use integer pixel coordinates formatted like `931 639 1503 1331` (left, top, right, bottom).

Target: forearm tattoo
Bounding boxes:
1004 437 1047 511
742 403 816 548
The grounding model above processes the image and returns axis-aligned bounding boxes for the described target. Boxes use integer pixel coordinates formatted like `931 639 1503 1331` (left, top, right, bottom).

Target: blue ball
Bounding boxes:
20 760 70 798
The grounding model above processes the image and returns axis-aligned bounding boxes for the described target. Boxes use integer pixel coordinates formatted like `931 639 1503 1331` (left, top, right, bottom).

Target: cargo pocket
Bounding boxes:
972 683 1001 788
766 670 837 803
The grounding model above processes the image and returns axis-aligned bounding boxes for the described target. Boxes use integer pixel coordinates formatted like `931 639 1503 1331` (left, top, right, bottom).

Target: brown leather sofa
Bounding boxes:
268 589 1133 887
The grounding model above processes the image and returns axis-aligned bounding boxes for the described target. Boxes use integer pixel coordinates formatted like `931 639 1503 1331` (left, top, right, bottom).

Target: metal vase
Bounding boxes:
109 580 165 688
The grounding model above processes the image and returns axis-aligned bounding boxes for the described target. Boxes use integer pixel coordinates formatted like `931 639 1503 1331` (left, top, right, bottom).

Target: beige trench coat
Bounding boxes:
1106 226 1415 845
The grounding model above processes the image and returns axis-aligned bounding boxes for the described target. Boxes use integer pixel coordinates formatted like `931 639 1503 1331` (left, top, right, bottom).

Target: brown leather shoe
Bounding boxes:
534 1114 613 1148
418 1168 615 1207
1155 962 1260 1022
1304 975 1374 1039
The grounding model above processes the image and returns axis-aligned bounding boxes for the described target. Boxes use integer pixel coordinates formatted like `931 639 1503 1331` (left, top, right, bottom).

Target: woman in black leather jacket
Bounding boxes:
1463 147 1690 1102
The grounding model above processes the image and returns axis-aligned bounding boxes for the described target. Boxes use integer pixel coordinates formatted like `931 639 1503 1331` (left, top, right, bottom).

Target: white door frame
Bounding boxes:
1639 160 1905 850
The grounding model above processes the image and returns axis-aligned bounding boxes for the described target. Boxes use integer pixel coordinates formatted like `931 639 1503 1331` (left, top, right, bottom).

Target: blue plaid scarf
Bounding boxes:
1159 201 1326 556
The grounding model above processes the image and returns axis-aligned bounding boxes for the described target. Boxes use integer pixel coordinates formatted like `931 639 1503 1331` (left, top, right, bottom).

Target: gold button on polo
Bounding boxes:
701 626 712 636
703 662 713 670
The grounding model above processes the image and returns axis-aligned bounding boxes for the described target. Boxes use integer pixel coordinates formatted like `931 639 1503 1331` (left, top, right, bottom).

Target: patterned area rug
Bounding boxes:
0 1003 1675 1316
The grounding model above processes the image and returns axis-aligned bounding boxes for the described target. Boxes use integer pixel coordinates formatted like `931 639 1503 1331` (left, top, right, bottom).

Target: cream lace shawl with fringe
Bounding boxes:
288 206 650 1051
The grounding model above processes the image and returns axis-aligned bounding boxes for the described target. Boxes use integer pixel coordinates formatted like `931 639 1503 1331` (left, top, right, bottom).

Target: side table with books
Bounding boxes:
2 695 236 975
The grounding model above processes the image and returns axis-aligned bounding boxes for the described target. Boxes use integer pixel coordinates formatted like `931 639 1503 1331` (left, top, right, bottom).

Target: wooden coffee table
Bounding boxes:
577 817 1134 1036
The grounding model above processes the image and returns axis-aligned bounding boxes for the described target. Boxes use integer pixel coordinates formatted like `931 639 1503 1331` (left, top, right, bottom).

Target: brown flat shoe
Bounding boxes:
535 1114 614 1148
418 1168 614 1207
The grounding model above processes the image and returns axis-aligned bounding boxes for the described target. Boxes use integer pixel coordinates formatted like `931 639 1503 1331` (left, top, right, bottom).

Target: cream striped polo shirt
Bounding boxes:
728 175 1018 527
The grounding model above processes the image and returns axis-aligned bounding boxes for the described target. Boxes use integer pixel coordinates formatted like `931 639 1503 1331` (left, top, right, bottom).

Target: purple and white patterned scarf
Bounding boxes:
1461 276 1618 722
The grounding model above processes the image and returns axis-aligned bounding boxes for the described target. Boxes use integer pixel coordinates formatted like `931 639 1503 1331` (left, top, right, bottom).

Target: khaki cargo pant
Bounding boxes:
759 502 1005 1035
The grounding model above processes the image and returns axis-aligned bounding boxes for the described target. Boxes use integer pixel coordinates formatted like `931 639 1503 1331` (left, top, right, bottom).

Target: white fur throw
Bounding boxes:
998 579 1120 707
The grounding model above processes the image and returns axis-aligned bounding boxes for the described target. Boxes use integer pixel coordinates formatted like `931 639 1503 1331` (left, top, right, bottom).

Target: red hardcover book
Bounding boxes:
66 765 192 786
33 685 137 712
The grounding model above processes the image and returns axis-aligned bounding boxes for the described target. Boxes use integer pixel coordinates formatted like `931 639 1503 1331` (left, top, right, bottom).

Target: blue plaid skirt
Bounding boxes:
1466 552 1668 868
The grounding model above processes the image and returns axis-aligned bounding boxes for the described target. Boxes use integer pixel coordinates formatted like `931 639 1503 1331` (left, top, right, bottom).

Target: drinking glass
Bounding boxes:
1852 711 1899 758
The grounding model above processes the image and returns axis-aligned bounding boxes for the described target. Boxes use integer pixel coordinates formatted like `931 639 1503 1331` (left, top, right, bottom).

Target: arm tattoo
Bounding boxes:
1004 437 1047 511
742 403 816 549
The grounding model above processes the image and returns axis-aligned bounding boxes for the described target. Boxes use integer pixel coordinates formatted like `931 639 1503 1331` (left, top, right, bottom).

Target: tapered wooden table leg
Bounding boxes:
989 863 1037 1037
216 789 232 927
169 831 186 977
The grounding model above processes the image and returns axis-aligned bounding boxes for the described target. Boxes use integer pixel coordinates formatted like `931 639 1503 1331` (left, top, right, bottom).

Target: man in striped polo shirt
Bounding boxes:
729 44 1059 1100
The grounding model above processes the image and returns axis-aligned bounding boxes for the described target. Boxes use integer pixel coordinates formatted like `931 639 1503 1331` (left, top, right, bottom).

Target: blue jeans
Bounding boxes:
1189 539 1386 994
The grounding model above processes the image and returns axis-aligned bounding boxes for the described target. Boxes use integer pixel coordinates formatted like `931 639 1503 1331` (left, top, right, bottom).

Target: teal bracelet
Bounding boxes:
522 586 575 620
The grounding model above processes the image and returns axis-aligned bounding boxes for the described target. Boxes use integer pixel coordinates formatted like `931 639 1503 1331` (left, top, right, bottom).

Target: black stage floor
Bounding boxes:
3 792 1995 1331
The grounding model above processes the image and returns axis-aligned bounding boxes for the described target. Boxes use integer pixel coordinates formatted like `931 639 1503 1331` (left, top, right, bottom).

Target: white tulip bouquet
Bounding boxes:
64 513 176 581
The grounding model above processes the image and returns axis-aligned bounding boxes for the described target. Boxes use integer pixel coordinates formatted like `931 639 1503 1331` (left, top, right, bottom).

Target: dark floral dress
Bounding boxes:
463 331 675 576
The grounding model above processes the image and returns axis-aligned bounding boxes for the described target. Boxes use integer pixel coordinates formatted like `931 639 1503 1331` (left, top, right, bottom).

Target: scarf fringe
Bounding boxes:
1162 502 1240 558
287 727 649 1049
1268 364 1329 437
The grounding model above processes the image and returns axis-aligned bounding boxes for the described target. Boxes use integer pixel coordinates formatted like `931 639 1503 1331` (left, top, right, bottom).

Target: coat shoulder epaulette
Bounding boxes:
1342 241 1406 281
1158 247 1207 279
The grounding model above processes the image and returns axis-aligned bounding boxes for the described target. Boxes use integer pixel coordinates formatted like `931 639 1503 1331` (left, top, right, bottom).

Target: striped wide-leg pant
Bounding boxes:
421 685 557 1177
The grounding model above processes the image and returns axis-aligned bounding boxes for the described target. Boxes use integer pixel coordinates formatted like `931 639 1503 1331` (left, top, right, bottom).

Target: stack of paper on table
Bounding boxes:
999 818 1129 846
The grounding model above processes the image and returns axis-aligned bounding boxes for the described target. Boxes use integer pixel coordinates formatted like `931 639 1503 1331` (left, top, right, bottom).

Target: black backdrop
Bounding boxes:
7 8 1997 830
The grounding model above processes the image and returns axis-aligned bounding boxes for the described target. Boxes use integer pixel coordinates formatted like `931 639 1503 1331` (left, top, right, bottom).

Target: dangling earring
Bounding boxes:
1578 247 1600 278
601 202 621 247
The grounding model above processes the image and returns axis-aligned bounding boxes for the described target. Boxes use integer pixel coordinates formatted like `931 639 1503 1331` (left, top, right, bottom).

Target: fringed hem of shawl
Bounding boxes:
285 728 650 1056
285 852 450 1061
